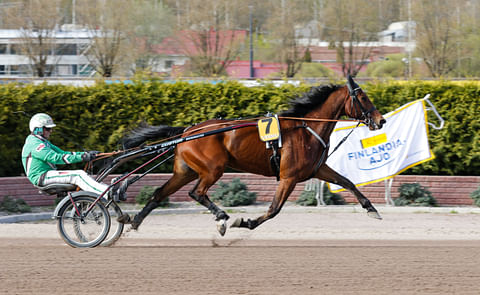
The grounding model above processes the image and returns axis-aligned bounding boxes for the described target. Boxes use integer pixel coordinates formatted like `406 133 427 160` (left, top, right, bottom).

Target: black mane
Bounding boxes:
280 84 343 117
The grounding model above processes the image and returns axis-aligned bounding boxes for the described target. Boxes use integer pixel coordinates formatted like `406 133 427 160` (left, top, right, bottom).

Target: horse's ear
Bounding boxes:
346 75 355 94
347 75 355 85
347 75 360 95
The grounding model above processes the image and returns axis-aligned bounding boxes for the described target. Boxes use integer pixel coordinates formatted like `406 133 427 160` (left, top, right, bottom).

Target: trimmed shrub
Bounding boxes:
211 178 257 207
470 185 480 207
135 185 169 207
294 62 337 79
0 196 32 213
1 80 479 177
394 183 437 206
360 54 405 78
296 186 345 206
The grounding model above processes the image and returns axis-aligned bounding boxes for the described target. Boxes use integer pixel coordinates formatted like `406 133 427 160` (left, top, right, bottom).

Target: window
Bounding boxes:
0 65 5 75
56 65 75 76
10 44 21 55
55 44 77 55
79 64 94 76
10 65 19 75
0 45 6 54
21 65 31 75
8 65 31 75
165 60 174 69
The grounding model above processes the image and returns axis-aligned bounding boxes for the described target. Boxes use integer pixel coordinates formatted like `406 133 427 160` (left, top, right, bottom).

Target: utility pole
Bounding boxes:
249 5 254 78
72 0 76 25
407 0 412 78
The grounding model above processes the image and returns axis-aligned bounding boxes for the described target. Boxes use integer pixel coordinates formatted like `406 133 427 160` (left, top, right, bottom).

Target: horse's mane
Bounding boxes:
280 84 343 117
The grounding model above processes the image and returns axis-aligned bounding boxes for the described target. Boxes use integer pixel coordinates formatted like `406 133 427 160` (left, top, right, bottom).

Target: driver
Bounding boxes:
21 113 127 201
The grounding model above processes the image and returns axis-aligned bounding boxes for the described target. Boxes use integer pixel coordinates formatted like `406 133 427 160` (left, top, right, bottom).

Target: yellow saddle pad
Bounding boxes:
257 116 280 142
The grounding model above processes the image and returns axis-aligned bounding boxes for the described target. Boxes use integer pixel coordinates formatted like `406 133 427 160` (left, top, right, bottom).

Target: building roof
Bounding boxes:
0 28 100 39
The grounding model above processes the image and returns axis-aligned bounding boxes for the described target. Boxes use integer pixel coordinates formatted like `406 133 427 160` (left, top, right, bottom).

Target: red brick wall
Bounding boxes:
0 174 478 207
335 175 479 206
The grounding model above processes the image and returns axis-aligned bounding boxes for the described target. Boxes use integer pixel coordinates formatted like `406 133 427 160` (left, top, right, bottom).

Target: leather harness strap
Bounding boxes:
304 125 329 178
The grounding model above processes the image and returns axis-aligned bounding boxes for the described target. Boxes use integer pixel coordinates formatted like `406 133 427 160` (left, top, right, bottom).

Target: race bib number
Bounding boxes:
257 116 280 142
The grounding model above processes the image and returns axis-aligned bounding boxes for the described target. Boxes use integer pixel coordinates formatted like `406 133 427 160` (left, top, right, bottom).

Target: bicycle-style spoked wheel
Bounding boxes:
100 200 124 247
57 195 110 248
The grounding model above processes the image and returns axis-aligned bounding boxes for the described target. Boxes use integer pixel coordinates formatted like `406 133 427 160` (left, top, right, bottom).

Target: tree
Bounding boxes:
131 0 174 74
164 0 246 77
265 0 312 78
321 0 379 77
413 0 460 77
76 0 135 77
5 0 65 77
435 0 480 77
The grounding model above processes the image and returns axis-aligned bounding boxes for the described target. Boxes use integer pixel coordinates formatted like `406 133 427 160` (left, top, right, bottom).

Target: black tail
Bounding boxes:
122 123 185 148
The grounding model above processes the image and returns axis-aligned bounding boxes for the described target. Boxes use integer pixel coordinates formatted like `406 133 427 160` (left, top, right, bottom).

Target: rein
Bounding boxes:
279 116 360 123
328 122 361 158
136 116 364 148
298 120 361 179
100 115 365 166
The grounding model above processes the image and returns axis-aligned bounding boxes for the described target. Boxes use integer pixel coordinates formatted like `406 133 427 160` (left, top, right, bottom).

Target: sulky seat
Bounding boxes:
36 183 77 195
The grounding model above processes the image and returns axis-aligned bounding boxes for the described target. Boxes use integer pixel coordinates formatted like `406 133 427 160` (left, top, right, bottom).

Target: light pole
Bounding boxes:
249 5 254 79
72 0 76 25
407 0 412 78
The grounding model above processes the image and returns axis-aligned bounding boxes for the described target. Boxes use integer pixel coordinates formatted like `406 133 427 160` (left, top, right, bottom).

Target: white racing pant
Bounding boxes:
41 170 109 198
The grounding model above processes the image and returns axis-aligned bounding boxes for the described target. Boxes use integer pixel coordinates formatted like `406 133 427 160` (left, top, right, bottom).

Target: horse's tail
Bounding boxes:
122 124 185 149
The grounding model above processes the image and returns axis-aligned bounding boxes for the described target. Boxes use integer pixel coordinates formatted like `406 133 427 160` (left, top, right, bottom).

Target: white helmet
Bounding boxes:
29 113 56 132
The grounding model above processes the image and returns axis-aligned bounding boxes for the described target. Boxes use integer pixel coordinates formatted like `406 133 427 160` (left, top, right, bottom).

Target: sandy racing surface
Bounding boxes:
1 207 480 294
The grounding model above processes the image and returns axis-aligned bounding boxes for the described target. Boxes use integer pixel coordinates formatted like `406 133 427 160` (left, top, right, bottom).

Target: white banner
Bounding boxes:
327 99 434 192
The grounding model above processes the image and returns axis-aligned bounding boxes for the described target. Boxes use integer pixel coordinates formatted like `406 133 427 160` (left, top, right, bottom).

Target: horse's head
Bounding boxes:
344 76 386 130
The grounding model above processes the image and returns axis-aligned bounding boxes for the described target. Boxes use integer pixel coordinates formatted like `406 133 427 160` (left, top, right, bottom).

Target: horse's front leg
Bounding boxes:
231 178 297 230
315 164 382 219
189 190 230 236
187 176 231 236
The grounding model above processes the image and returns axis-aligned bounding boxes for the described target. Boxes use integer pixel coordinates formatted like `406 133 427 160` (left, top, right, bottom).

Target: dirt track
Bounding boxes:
1 210 480 294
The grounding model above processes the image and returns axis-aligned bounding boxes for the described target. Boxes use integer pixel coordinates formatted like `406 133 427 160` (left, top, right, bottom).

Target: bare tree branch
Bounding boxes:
5 0 64 77
166 0 245 77
76 0 134 77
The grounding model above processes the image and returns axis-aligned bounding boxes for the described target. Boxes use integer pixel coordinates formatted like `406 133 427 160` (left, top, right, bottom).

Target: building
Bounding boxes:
155 28 411 78
378 21 416 43
0 26 95 77
0 22 414 79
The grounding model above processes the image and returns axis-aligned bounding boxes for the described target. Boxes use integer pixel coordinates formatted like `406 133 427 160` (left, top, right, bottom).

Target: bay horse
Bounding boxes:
118 76 386 235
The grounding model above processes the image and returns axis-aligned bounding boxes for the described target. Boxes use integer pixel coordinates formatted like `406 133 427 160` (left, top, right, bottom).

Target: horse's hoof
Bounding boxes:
117 213 131 224
130 221 141 230
367 210 382 220
216 219 227 236
230 218 243 228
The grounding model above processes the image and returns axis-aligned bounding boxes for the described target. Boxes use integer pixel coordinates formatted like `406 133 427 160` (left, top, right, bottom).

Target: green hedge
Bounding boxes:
364 80 480 175
1 80 478 177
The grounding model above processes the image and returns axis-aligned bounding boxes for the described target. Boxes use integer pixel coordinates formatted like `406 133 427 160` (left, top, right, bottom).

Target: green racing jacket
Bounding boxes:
21 134 85 186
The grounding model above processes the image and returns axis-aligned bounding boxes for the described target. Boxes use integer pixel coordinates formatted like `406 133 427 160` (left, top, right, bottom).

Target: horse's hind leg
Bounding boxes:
231 178 297 230
119 169 198 230
315 164 382 219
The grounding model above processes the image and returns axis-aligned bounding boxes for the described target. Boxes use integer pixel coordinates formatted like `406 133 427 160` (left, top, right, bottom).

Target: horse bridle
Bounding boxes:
346 78 376 127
